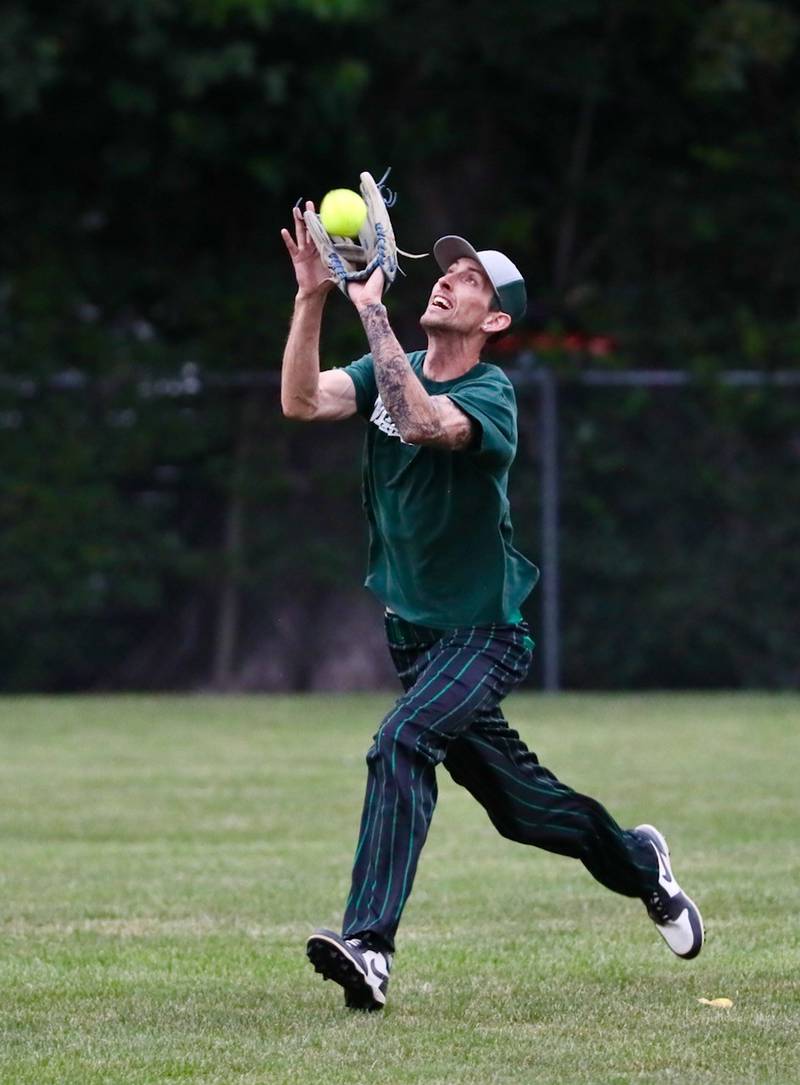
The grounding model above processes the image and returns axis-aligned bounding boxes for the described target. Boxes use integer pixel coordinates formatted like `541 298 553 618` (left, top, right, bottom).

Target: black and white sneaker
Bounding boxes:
306 929 392 1011
636 823 704 960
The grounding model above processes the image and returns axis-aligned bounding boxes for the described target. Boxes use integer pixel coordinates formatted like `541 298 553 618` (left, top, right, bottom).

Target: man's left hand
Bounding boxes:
348 267 386 312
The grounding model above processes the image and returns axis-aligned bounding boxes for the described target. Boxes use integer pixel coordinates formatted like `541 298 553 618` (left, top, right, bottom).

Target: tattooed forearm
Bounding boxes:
359 303 441 442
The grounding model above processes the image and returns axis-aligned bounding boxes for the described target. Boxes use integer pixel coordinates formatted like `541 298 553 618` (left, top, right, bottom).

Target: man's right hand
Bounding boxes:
280 201 336 301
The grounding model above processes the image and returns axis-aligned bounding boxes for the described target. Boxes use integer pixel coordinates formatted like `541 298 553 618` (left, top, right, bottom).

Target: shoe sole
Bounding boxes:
671 900 704 960
656 886 704 960
306 932 384 1011
637 823 705 960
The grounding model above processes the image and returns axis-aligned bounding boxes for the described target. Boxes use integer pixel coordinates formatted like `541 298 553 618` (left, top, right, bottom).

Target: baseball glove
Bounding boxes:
303 170 423 296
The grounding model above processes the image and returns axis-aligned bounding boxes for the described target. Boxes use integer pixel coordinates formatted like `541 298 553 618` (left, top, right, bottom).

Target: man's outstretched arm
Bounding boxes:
349 270 475 450
280 202 358 422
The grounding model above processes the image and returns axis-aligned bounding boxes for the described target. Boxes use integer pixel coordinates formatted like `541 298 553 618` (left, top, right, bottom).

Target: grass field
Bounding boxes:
0 693 798 1084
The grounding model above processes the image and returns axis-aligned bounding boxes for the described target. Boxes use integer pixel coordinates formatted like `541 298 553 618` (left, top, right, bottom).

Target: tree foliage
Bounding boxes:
1 0 799 688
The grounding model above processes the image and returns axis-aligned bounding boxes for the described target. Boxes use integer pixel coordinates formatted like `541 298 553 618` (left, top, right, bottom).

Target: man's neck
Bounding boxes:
423 333 484 381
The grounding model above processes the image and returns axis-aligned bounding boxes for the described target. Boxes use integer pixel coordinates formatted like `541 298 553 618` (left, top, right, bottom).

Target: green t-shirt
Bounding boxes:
342 350 539 628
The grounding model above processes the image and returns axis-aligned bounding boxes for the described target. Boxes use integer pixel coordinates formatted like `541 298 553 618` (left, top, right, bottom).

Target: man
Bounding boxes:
280 203 704 1013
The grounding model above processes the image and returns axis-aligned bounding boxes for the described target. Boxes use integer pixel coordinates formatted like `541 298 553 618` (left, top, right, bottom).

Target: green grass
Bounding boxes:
1 693 798 1084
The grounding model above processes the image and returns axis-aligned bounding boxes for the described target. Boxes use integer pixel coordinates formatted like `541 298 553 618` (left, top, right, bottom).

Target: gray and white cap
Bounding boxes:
433 235 527 325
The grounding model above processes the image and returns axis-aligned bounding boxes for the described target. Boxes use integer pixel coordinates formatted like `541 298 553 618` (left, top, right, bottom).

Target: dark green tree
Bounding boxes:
1 0 798 688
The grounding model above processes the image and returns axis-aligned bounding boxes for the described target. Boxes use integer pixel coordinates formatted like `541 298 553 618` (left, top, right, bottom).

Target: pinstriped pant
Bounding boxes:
342 612 658 952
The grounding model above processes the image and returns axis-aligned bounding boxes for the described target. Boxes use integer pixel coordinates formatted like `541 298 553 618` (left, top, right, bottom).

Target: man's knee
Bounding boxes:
368 710 444 768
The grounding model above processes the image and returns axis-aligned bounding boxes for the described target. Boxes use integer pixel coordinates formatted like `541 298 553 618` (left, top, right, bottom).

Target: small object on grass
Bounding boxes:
698 997 733 1008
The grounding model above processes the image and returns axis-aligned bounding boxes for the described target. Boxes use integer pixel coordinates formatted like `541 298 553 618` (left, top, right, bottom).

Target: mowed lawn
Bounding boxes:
0 693 798 1085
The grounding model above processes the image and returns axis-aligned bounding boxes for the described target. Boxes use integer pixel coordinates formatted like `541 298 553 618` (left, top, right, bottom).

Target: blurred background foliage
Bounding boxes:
1 0 798 690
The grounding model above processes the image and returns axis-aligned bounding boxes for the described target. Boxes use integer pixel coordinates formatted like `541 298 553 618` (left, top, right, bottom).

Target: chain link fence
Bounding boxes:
1 365 798 690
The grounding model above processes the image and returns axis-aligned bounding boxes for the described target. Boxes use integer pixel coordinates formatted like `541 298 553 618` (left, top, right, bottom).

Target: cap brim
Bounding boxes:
433 235 483 276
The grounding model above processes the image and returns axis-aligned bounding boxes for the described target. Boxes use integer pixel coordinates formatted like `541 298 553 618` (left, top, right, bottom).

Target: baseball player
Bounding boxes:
280 202 703 1012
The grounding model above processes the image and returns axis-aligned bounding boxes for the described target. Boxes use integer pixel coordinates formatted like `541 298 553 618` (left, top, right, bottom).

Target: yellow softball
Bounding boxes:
319 188 367 238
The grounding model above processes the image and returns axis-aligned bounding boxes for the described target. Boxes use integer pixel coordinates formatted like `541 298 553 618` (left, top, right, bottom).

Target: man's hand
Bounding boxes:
347 267 386 312
281 202 336 301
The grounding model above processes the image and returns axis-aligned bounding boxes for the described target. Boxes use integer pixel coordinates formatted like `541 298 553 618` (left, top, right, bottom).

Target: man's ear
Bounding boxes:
480 310 512 336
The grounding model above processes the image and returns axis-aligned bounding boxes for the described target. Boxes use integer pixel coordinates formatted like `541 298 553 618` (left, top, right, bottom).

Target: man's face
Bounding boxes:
420 257 498 335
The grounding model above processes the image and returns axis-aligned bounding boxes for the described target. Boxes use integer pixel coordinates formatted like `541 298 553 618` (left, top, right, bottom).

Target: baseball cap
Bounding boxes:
433 236 527 324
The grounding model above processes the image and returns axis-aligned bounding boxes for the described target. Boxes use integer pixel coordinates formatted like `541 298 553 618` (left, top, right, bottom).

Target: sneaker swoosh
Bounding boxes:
652 843 681 898
364 954 389 981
